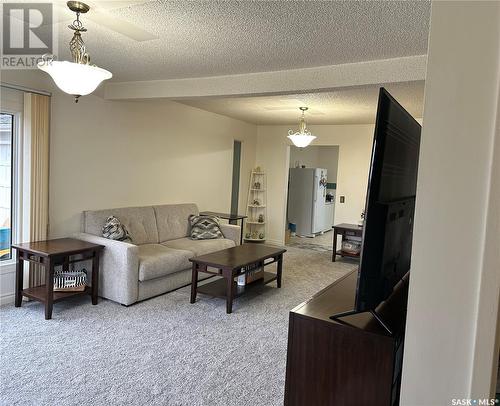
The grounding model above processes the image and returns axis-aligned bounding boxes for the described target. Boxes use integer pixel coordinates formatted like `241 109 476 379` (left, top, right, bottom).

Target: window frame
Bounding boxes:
0 108 21 267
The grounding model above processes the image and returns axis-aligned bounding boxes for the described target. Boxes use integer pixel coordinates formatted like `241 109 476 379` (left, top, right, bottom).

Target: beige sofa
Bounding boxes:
75 203 240 305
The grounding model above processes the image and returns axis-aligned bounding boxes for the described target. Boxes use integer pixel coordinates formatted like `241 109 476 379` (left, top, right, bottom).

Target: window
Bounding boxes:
0 113 13 261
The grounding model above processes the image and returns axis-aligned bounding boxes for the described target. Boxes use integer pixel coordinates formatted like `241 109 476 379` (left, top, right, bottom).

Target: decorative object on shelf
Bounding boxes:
245 168 267 242
37 1 112 103
341 240 362 255
287 107 316 148
53 269 87 292
237 263 264 286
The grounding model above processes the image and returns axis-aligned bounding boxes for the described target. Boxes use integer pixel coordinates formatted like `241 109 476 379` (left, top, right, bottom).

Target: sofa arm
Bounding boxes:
220 224 241 245
74 233 140 305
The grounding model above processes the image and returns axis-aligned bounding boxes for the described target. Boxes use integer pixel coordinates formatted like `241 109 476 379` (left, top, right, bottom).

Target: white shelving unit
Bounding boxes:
244 169 267 242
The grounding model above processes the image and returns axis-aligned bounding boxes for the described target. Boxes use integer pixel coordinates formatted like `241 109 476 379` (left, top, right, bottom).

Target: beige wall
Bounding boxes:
401 1 500 403
1 71 257 238
256 124 374 244
289 145 339 183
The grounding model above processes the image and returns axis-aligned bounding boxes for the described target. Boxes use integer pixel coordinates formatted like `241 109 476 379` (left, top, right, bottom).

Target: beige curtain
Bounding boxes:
24 93 50 287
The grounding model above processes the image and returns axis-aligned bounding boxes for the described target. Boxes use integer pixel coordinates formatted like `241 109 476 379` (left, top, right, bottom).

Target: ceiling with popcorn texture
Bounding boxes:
176 81 425 125
54 0 431 82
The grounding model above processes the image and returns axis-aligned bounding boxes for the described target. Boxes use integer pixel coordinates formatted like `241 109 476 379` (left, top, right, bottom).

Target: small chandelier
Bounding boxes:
38 1 112 102
287 107 316 148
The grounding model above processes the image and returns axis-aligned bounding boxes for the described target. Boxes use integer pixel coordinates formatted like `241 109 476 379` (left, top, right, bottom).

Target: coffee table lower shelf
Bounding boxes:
22 285 92 303
198 271 277 298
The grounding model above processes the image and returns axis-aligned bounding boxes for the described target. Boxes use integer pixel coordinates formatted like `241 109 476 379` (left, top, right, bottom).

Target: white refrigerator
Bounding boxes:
287 168 331 237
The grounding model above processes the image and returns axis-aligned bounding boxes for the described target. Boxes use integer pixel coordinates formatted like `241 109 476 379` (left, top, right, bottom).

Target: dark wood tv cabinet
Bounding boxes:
284 269 408 406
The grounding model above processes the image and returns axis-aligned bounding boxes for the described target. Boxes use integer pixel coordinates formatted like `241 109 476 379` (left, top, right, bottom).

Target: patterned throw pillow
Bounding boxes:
102 216 131 242
189 215 224 240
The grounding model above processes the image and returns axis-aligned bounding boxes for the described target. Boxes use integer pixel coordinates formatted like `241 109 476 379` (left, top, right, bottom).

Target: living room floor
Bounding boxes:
287 229 334 252
0 247 356 406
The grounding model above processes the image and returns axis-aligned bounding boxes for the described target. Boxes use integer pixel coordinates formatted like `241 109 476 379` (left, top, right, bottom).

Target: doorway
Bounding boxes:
286 145 339 252
230 140 242 224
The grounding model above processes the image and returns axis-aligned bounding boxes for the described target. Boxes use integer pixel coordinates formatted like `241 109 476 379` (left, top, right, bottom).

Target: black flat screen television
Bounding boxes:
357 87 421 310
331 88 421 332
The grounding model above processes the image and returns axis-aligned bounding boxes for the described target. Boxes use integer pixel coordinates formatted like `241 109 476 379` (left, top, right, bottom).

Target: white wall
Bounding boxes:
401 2 500 403
318 146 339 184
1 70 257 237
289 145 339 183
48 95 257 237
256 124 374 244
289 146 321 169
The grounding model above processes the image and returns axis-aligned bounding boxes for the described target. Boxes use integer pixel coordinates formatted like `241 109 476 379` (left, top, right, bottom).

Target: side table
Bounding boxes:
12 238 104 319
332 223 363 262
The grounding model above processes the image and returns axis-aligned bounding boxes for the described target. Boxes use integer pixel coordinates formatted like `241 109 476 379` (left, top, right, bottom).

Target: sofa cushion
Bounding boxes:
162 237 235 257
138 244 192 282
83 206 159 245
153 203 199 242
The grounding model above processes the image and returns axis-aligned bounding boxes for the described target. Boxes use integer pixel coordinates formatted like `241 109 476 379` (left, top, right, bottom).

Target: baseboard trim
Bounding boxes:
0 293 15 306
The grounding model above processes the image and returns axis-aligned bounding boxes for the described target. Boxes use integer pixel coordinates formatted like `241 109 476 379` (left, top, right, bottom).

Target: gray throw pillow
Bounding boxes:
189 215 223 240
102 216 131 242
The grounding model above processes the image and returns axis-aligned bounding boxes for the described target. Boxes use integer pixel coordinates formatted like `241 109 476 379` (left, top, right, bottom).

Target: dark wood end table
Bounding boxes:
189 244 286 314
332 223 363 262
12 238 104 320
199 211 247 245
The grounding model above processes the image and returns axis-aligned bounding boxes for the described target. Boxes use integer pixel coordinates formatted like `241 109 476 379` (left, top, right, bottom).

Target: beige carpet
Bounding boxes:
0 247 357 406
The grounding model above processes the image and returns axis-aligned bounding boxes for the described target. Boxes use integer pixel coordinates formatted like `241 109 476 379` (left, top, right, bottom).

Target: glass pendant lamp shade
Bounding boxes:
287 107 316 148
38 61 112 97
37 1 112 102
287 132 317 148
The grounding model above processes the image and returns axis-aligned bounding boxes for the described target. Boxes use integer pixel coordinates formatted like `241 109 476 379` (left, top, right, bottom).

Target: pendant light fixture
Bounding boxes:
287 107 316 148
38 1 112 102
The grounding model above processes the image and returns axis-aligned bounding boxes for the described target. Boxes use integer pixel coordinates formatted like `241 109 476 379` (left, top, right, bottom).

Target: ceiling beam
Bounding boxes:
103 55 427 100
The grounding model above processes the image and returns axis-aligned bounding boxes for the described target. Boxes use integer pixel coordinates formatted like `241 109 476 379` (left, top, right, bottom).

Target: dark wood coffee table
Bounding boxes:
189 244 286 314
